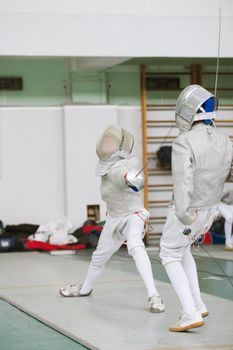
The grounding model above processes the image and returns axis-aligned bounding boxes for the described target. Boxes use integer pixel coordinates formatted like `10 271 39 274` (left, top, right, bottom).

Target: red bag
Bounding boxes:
26 240 87 251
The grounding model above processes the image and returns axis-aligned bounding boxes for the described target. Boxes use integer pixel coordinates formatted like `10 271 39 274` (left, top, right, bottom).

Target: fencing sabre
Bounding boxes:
135 123 175 178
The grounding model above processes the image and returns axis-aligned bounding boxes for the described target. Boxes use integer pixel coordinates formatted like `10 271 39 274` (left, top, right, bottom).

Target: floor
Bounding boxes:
0 299 88 350
0 245 232 350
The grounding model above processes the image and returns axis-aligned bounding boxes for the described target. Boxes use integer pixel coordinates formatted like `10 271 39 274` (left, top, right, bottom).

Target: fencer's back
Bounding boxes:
174 123 233 209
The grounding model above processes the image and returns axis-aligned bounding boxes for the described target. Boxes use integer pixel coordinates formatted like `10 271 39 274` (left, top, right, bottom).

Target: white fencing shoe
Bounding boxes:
169 310 204 332
149 294 165 313
59 284 92 297
198 302 209 318
225 245 233 251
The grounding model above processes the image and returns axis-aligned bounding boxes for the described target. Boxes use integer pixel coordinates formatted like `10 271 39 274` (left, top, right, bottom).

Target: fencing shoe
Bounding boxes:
149 294 165 313
169 310 204 332
59 284 92 297
198 302 209 317
225 245 233 251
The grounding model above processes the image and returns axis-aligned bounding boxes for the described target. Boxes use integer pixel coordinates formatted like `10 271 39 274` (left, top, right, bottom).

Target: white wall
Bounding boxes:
0 0 232 57
0 106 143 228
1 0 232 17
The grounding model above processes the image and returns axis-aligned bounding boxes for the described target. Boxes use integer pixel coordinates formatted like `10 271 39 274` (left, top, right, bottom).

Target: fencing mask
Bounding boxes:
175 84 217 133
95 125 134 176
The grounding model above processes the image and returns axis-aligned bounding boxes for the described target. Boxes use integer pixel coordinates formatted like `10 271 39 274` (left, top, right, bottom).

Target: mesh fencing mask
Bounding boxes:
175 85 217 133
96 125 134 161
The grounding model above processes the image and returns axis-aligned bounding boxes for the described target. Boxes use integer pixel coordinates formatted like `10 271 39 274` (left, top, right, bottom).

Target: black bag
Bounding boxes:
210 217 225 234
156 146 172 170
0 236 17 252
0 220 4 233
4 224 39 237
0 223 38 252
72 220 103 248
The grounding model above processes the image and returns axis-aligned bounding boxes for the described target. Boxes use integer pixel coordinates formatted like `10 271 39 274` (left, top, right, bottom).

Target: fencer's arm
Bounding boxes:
172 137 197 225
124 170 145 192
108 157 145 191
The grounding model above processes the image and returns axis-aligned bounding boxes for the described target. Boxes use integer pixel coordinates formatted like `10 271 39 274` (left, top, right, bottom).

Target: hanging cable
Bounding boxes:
136 123 174 177
214 7 222 97
198 243 233 289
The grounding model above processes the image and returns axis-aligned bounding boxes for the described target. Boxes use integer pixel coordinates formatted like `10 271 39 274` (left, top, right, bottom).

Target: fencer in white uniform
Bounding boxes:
60 125 165 313
160 85 233 332
218 183 233 251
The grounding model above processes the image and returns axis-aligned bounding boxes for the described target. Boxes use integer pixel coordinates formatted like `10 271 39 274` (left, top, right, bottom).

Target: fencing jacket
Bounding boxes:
100 157 144 218
172 123 233 225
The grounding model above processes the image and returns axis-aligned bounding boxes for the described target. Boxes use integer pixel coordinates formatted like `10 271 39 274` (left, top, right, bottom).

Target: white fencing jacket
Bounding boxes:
100 157 144 218
172 123 233 225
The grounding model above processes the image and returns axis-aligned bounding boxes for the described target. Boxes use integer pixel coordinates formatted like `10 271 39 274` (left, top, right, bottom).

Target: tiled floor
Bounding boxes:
0 246 232 350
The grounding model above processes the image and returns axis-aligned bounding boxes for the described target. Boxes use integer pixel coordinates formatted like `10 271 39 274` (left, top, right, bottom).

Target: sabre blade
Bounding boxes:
135 160 149 177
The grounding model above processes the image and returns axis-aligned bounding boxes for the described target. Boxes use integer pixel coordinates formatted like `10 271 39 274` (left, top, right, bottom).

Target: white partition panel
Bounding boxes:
0 107 64 225
0 105 143 227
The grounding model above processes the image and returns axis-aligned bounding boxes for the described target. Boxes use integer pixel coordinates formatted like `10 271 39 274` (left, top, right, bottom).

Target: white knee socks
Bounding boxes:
182 250 203 308
165 261 196 316
131 246 158 298
80 262 105 295
225 221 233 247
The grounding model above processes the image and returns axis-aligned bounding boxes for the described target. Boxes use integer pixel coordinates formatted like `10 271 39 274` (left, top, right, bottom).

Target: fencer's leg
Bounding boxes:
165 261 198 316
129 244 165 312
225 221 233 249
125 214 165 312
182 249 208 317
230 206 233 246
126 215 158 298
80 227 123 295
60 225 123 297
130 245 158 297
165 261 204 331
218 202 233 249
159 207 204 330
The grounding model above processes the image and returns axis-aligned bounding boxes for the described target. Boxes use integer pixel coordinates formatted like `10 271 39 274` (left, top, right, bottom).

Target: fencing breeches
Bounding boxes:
80 212 159 298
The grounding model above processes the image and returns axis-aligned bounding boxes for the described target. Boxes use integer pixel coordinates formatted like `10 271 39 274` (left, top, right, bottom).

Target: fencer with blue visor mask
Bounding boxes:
175 84 218 133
